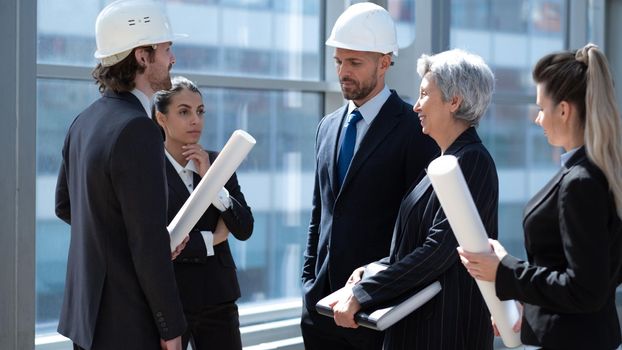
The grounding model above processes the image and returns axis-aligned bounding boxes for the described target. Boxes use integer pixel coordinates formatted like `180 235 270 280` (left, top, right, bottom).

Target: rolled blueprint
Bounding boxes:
168 130 256 251
427 155 521 348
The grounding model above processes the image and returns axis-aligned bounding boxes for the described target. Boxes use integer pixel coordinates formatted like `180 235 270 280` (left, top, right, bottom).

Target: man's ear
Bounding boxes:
134 48 147 67
379 54 392 71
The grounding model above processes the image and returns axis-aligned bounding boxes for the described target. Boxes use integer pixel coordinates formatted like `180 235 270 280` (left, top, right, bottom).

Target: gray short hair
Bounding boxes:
417 49 494 126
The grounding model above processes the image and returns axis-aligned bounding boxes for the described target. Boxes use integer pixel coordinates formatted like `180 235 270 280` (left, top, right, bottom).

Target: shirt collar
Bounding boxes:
165 148 199 175
561 146 581 167
130 88 152 118
346 85 391 125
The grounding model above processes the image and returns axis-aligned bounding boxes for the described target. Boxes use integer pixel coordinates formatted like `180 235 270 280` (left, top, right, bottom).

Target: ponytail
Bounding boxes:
577 44 622 219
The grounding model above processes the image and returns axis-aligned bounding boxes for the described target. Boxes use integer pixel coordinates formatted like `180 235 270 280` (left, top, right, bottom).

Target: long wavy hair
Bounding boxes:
92 46 155 93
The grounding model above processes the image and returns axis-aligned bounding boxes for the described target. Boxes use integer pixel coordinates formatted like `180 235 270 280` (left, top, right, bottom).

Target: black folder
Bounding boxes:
315 262 442 331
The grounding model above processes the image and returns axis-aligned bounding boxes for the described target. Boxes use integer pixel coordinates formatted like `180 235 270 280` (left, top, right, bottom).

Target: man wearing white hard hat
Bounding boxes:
55 1 188 349
301 3 437 349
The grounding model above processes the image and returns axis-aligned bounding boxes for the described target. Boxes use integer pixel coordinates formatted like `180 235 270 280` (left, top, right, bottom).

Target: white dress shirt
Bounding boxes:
337 84 392 157
130 88 152 119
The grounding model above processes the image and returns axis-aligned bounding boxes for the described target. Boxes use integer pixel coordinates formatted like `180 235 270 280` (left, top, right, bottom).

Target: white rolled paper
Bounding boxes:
427 155 522 348
168 130 256 251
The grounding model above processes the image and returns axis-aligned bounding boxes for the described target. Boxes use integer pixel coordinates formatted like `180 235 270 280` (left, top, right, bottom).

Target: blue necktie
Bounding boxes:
337 109 363 187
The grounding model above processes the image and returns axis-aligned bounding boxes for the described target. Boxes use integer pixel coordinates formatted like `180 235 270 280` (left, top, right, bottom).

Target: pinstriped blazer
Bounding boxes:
352 127 498 349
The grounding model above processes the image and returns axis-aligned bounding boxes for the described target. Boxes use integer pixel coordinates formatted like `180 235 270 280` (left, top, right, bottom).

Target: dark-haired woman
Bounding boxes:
459 43 622 349
152 76 254 350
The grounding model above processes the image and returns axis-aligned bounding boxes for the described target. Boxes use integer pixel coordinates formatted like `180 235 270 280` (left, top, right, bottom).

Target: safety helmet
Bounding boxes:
94 0 187 67
326 2 398 56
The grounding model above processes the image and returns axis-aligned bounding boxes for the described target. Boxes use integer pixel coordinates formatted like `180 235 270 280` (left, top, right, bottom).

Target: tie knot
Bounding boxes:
348 110 363 125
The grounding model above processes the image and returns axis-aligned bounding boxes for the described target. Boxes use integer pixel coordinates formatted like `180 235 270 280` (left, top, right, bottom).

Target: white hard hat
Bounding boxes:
94 0 187 67
326 2 398 56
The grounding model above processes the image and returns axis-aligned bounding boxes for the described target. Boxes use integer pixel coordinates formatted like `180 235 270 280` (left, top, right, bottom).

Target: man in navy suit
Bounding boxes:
300 3 437 349
55 1 187 349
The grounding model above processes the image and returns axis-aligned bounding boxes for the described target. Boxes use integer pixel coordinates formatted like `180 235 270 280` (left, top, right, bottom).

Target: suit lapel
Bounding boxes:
523 168 566 220
193 172 202 188
390 176 432 255
339 92 402 192
523 147 587 221
165 158 190 205
327 107 349 196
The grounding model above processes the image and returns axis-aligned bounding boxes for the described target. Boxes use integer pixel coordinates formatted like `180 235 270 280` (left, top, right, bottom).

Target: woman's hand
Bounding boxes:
457 239 507 282
213 217 230 246
171 235 190 260
330 286 361 329
182 144 210 177
491 301 522 336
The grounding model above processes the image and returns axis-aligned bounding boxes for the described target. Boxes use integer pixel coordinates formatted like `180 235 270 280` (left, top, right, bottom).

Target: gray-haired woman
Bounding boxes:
331 49 498 349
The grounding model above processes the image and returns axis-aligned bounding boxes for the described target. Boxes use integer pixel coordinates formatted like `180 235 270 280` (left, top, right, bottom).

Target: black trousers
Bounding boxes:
300 304 384 350
183 301 242 350
73 303 241 350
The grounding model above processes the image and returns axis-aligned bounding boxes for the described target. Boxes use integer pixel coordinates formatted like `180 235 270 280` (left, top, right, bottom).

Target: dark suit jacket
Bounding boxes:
165 152 253 310
496 147 622 349
55 90 186 349
352 127 498 349
302 90 438 311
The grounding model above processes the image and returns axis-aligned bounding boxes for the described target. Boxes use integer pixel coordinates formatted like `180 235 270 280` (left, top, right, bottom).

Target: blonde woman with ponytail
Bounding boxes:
459 43 622 350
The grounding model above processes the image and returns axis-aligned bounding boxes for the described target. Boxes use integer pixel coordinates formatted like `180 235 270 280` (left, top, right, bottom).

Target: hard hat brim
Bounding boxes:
94 32 188 60
325 38 398 57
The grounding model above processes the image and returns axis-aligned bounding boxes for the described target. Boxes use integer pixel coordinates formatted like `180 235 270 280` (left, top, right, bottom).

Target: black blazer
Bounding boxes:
302 90 438 310
55 90 186 349
165 151 253 310
496 147 622 349
352 127 498 349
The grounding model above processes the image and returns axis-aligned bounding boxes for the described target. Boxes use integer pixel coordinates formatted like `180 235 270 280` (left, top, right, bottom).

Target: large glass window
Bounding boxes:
451 0 566 95
450 0 567 258
35 0 321 339
388 0 416 48
36 80 100 333
38 0 321 80
197 87 319 302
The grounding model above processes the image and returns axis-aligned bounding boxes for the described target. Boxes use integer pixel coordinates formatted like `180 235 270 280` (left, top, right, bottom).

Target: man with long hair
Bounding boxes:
55 1 187 349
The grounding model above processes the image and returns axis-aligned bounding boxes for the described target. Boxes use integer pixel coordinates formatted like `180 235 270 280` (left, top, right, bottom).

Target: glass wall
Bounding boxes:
450 0 567 257
38 1 320 79
36 1 595 348
35 0 321 336
389 0 416 48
